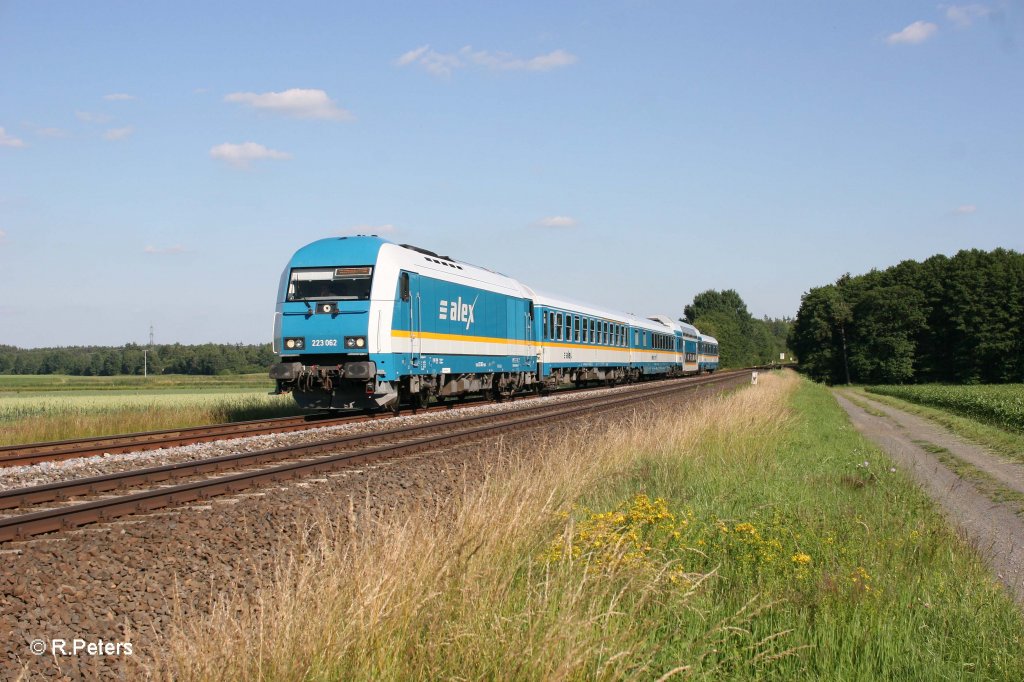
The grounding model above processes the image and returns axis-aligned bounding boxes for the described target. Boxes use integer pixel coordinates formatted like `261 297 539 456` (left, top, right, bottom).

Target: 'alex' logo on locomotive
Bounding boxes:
438 296 478 330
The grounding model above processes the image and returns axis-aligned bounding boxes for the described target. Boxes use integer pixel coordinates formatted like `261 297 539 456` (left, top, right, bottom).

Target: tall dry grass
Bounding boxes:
0 393 305 446
155 373 800 680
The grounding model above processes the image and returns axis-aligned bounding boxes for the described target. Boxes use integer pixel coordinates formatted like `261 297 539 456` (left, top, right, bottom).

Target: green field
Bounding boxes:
866 383 1024 434
160 372 1024 680
0 374 302 446
0 373 275 394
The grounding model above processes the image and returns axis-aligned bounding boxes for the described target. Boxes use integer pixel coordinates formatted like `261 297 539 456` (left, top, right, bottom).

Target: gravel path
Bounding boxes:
0 376 742 681
834 390 1024 606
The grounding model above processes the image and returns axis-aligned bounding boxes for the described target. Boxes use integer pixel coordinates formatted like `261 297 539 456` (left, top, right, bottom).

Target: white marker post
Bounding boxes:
751 371 759 385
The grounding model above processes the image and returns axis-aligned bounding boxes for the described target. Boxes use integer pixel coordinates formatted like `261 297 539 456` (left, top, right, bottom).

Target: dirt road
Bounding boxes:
833 390 1024 606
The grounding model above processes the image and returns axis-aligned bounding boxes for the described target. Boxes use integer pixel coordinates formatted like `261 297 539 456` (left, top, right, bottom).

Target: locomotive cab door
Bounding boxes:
397 271 424 371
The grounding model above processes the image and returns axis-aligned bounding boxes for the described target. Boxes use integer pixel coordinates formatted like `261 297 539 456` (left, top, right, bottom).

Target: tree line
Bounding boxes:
788 248 1024 385
683 289 792 368
0 343 277 376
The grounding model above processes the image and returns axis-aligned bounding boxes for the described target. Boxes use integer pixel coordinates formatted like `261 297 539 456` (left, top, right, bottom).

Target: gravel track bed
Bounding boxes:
0 375 744 680
0 379 702 493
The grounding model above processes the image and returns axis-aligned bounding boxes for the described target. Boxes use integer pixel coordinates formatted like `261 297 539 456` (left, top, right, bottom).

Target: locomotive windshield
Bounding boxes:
287 266 373 301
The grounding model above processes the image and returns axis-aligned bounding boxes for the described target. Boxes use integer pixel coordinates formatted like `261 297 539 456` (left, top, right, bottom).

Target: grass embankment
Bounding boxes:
851 387 1024 465
0 375 300 446
157 372 1024 680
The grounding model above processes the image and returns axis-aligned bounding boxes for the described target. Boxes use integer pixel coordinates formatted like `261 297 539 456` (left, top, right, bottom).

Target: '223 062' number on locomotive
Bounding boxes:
311 339 338 347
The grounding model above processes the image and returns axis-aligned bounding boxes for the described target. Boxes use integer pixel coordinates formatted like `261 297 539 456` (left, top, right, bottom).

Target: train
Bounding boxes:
269 236 719 411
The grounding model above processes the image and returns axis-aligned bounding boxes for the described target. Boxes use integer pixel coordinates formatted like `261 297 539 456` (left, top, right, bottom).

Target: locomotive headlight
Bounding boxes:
344 336 367 350
356 337 365 348
284 337 305 350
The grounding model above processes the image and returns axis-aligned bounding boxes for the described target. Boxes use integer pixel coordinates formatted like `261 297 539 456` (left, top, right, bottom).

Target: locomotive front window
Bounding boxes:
287 267 374 301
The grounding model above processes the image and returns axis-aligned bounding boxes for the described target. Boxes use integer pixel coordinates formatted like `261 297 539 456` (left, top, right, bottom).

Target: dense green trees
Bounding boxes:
0 343 277 376
683 289 791 368
790 248 1024 385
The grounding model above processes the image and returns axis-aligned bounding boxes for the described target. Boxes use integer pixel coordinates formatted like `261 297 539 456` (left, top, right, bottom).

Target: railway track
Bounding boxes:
0 370 747 543
0 396 499 468
0 371 741 469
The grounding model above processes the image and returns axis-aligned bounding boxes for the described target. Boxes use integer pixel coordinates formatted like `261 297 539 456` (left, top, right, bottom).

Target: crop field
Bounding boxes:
0 373 274 393
866 383 1024 434
159 371 1024 680
0 374 302 446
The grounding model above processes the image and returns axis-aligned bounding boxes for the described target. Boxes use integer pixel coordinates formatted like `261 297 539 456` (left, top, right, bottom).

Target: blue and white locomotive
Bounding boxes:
270 236 719 411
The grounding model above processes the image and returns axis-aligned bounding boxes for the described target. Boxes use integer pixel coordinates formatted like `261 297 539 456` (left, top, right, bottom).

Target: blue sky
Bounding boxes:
1 1 1021 347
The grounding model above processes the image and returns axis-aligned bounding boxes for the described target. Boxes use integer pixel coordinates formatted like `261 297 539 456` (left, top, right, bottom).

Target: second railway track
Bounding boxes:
0 371 746 469
0 411 392 468
0 371 747 543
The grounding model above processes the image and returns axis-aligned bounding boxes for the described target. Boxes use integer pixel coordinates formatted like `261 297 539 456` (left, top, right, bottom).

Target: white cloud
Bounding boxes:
395 45 462 77
945 4 990 28
343 224 397 236
209 142 292 168
0 127 26 148
461 47 579 71
534 216 578 228
35 127 69 138
396 45 431 66
887 20 939 45
104 93 136 101
396 45 578 77
224 88 353 121
952 204 978 215
0 229 7 241
144 245 188 255
76 111 112 124
103 126 134 140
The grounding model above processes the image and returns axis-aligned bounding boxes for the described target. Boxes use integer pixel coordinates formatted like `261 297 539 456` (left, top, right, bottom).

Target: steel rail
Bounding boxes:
0 413 350 466
0 371 738 468
0 372 740 510
0 396 498 468
0 371 747 542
